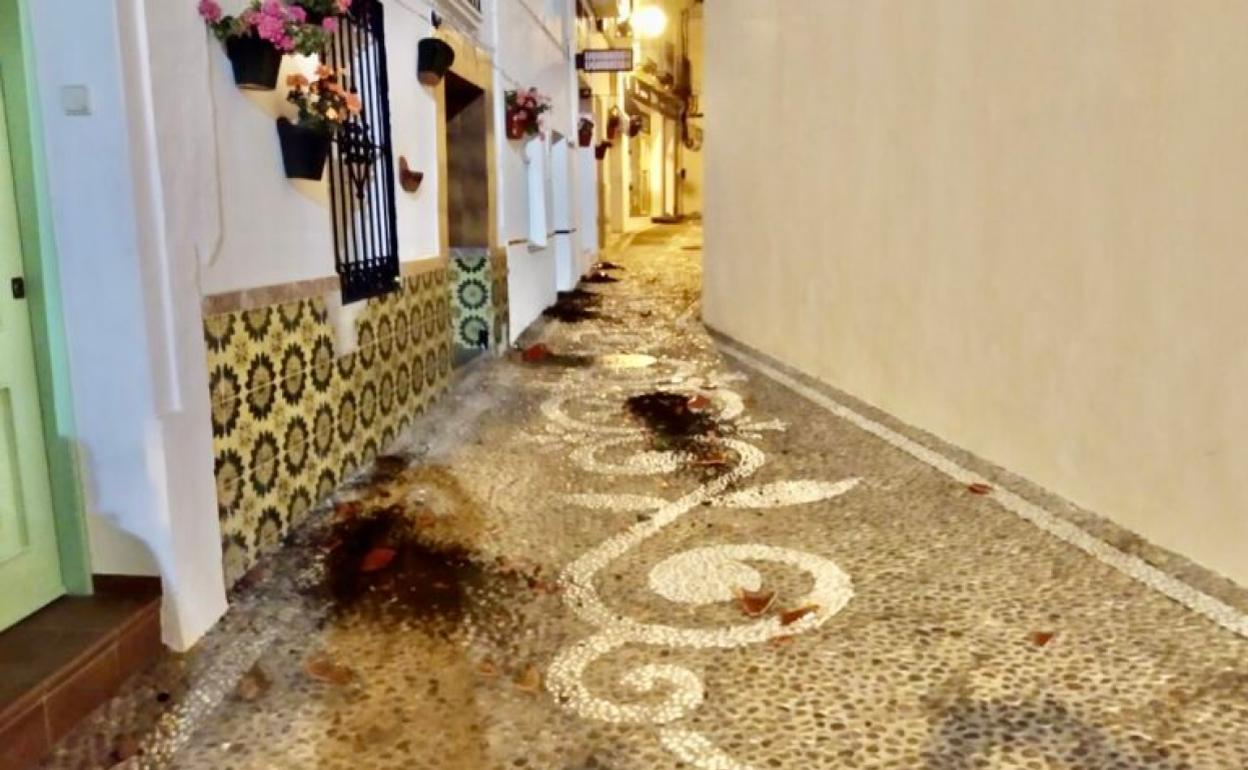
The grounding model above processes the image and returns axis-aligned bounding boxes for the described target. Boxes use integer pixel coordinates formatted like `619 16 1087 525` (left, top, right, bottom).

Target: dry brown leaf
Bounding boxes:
478 659 499 678
235 662 271 701
735 587 776 617
779 605 819 626
304 656 355 686
522 343 551 363
108 734 142 765
360 547 397 573
967 482 993 495
687 394 712 411
1030 631 1056 647
334 501 364 521
770 635 794 647
515 664 542 692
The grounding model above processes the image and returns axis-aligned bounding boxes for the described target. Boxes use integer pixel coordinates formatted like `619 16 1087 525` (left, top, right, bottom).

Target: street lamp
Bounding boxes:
630 5 668 39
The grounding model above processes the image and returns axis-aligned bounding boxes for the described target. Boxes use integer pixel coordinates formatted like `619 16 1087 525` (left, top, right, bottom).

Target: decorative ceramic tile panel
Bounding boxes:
204 266 453 588
449 248 509 353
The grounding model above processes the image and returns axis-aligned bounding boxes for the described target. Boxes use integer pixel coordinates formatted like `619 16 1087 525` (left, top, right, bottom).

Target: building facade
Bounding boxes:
0 0 607 651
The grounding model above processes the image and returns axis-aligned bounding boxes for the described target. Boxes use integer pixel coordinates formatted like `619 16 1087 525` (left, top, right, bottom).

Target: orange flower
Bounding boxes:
286 73 309 89
345 94 362 114
316 64 333 79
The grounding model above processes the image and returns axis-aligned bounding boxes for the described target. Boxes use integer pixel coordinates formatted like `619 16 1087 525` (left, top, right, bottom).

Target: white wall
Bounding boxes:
495 0 580 338
705 0 1248 586
189 2 443 295
28 0 227 650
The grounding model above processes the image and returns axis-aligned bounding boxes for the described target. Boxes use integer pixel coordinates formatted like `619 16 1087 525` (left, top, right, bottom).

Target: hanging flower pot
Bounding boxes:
594 141 611 160
277 117 331 179
627 113 644 138
504 87 551 141
277 67 362 180
605 107 622 140
224 35 283 90
505 109 527 140
577 116 594 148
290 0 351 27
417 37 456 87
200 0 338 91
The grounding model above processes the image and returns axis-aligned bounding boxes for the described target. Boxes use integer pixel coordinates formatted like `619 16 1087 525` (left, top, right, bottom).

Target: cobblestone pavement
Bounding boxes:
44 225 1248 769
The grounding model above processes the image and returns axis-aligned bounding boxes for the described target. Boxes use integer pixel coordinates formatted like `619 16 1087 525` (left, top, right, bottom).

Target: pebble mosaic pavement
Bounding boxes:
40 225 1248 769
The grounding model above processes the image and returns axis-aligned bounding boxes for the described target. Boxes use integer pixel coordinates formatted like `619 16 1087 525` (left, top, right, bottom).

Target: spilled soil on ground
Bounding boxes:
542 288 602 323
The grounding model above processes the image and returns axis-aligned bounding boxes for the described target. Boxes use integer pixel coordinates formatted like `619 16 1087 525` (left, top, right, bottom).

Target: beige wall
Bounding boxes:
703 0 1248 585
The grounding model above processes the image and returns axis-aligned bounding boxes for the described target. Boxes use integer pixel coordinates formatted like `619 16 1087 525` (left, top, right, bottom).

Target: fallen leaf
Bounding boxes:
779 605 819 626
735 587 776 617
108 734 142 765
522 343 551 362
478 659 499 678
770 635 794 647
967 482 993 495
687 394 712 411
515 664 542 692
415 512 438 529
334 500 364 521
360 547 397 573
1030 631 1056 647
304 656 355 686
235 663 271 701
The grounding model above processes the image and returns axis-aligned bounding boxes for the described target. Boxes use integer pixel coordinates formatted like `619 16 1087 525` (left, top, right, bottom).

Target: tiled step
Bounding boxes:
0 577 162 770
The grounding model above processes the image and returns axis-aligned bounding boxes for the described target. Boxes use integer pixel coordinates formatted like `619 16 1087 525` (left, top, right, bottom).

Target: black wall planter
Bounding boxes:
605 108 622 140
594 141 611 160
225 35 283 91
277 118 331 180
578 122 594 148
627 114 644 138
417 38 455 86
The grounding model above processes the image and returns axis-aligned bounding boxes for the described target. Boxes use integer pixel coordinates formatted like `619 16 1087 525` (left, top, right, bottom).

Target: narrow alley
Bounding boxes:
36 226 1248 769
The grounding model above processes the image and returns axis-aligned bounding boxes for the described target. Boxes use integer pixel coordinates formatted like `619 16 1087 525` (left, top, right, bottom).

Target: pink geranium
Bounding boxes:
322 16 339 32
197 0 223 23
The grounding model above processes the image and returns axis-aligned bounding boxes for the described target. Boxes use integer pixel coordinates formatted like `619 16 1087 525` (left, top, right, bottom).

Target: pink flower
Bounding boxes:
257 15 286 43
516 110 528 120
261 0 285 17
322 16 339 32
197 0 223 23
288 5 307 22
240 8 260 26
338 0 352 10
276 34 296 51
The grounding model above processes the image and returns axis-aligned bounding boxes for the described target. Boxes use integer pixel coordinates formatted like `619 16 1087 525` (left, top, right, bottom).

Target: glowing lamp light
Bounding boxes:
630 5 668 39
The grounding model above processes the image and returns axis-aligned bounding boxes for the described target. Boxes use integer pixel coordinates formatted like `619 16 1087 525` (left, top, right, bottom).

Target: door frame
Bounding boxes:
0 0 92 594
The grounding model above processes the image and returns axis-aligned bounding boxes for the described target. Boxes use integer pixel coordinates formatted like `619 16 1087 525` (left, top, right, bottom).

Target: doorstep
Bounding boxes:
0 576 162 770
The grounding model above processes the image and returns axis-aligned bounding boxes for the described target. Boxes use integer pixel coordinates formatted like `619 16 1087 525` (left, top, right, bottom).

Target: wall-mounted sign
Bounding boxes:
576 48 634 73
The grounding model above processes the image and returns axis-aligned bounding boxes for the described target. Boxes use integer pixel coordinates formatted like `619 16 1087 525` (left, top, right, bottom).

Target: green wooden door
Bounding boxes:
0 72 63 630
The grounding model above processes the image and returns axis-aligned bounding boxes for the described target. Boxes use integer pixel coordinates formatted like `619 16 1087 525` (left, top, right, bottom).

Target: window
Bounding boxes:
326 0 400 304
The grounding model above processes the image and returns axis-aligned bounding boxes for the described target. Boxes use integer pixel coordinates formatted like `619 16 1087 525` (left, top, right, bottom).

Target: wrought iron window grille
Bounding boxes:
327 0 400 304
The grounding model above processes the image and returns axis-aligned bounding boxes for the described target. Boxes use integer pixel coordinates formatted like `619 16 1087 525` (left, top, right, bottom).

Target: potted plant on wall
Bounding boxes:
605 106 622 141
417 37 456 87
290 0 352 25
199 0 339 90
278 66 362 179
594 141 611 160
577 115 594 148
627 112 644 138
504 87 552 141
